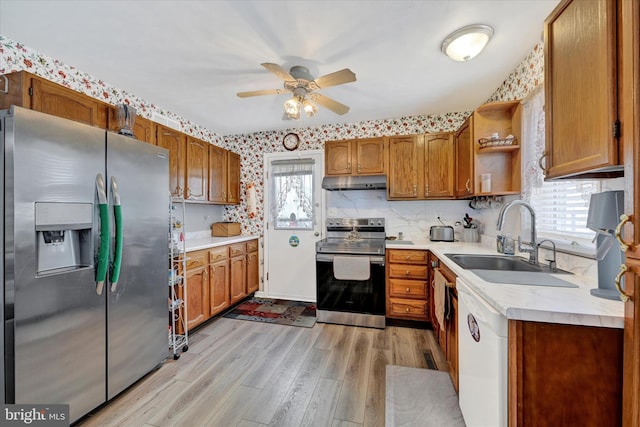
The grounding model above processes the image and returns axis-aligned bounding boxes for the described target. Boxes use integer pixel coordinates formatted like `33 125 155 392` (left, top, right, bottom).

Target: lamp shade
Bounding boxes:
441 24 494 61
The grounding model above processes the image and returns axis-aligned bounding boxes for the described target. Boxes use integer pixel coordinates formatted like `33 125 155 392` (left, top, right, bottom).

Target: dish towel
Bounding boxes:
434 268 447 332
333 255 371 281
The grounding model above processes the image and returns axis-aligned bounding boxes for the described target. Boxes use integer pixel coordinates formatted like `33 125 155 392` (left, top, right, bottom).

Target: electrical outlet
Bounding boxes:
328 208 338 217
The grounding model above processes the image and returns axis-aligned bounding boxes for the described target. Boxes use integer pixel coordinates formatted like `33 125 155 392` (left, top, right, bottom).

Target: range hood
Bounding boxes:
321 175 387 191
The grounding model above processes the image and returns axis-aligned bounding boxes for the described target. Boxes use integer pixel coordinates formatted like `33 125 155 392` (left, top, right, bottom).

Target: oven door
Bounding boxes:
315 253 385 328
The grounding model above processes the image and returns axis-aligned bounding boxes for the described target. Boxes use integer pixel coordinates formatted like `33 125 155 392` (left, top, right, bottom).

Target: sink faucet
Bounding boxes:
496 200 538 264
537 239 557 272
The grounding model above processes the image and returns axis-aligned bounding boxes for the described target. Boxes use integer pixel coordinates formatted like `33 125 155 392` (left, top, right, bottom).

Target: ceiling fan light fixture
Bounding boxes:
441 24 494 62
283 96 301 116
302 99 318 117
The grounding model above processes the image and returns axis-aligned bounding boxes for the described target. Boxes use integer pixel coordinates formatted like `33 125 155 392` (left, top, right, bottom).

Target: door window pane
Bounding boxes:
270 158 315 230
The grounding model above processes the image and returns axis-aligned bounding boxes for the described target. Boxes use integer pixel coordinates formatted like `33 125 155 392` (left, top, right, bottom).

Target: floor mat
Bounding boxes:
223 297 317 328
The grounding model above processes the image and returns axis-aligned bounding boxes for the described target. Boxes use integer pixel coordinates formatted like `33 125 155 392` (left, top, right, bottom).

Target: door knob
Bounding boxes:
314 232 320 236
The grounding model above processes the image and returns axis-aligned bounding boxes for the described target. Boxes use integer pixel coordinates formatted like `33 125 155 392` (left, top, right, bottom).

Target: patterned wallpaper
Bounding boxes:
0 33 544 236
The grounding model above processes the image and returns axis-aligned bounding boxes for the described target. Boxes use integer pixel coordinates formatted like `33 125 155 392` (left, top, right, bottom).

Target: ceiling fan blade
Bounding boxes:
309 93 350 115
236 88 288 98
313 68 356 89
261 63 295 81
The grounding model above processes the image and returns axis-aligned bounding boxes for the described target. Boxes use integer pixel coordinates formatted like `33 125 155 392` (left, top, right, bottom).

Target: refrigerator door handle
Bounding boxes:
110 176 124 292
95 174 110 295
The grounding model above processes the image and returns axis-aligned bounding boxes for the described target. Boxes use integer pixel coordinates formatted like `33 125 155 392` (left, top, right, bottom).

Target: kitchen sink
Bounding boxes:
444 253 577 288
444 253 571 274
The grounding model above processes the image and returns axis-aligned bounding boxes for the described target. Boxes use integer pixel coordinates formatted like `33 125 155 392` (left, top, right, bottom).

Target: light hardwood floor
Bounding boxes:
78 318 447 427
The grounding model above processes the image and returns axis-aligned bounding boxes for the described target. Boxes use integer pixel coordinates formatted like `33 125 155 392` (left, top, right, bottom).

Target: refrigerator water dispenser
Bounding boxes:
35 202 93 274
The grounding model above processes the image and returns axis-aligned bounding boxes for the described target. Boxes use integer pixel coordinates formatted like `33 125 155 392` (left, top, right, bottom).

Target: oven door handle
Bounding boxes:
316 253 385 265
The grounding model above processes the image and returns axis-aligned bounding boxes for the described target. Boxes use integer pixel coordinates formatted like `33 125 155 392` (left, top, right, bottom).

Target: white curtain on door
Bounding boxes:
270 158 316 230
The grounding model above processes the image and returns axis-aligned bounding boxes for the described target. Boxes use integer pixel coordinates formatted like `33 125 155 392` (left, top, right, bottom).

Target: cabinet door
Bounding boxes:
208 145 227 203
229 255 247 304
356 138 385 175
227 151 241 205
388 135 421 199
107 108 155 144
246 249 259 294
209 259 230 317
156 124 186 198
325 140 353 175
183 265 209 331
424 133 454 198
454 117 474 197
544 0 619 178
31 77 107 128
186 137 208 201
446 291 458 392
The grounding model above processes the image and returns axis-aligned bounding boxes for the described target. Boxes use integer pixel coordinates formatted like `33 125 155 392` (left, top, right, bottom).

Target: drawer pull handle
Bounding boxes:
406 270 410 275
405 307 410 312
614 264 631 302
406 287 411 292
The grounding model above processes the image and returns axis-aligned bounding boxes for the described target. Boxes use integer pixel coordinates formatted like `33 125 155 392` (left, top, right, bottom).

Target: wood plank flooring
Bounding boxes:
77 318 447 427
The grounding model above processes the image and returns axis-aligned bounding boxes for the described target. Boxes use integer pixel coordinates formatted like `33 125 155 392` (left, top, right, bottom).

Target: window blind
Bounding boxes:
530 180 601 240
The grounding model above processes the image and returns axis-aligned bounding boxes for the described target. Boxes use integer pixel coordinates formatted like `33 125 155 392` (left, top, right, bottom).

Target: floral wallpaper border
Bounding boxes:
0 33 544 237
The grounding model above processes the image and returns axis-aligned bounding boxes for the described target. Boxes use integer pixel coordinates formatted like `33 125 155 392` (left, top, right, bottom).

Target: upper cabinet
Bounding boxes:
325 137 386 176
209 146 240 205
387 133 455 200
424 132 455 199
1 71 108 128
155 124 187 199
107 108 155 144
458 101 522 196
185 136 209 201
544 0 622 179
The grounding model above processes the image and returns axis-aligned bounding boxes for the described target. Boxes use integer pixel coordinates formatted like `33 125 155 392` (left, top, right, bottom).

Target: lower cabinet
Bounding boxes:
429 253 459 392
181 238 259 332
386 249 430 321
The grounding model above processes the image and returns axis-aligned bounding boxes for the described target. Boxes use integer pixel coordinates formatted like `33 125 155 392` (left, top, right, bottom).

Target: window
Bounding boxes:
522 87 601 247
270 158 315 230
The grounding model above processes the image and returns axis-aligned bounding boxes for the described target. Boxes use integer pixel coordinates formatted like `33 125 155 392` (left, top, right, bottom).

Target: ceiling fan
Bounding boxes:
236 63 356 119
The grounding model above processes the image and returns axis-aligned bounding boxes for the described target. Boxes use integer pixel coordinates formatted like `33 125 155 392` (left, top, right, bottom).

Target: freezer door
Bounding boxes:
4 107 107 423
106 131 169 399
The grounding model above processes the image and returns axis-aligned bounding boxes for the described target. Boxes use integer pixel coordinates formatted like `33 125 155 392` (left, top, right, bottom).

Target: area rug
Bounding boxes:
223 298 317 328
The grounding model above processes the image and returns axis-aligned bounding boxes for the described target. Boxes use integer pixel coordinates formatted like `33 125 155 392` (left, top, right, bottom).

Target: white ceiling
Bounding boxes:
0 0 559 136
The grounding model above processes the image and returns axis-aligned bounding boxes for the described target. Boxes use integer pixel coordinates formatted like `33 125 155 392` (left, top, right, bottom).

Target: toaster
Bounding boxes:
430 225 454 242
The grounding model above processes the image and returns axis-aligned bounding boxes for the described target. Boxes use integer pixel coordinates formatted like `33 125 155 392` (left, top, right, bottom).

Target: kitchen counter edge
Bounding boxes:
186 235 259 252
386 241 624 329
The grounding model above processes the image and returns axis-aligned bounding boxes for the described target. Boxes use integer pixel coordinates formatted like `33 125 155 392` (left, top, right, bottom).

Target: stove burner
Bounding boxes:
316 217 386 256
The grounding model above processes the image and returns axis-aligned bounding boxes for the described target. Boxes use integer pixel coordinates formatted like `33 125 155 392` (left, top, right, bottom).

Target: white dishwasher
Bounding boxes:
457 278 508 427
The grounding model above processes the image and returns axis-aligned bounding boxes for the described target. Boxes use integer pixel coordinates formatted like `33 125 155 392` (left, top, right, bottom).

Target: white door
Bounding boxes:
260 150 324 302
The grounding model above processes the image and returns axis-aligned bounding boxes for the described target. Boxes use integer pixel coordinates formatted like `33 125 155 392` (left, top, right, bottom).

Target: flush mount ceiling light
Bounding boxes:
441 24 494 61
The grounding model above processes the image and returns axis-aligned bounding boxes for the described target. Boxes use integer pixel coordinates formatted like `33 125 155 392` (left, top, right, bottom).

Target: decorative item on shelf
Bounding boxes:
478 135 516 149
116 103 136 137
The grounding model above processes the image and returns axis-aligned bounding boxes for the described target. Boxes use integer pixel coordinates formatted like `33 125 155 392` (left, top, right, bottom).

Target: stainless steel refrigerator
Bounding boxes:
1 106 169 423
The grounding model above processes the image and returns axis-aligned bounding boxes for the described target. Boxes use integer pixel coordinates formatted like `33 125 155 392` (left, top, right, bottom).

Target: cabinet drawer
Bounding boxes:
246 239 259 252
186 250 207 269
388 263 428 280
209 246 228 263
229 242 246 257
389 278 427 299
388 249 428 264
388 298 428 320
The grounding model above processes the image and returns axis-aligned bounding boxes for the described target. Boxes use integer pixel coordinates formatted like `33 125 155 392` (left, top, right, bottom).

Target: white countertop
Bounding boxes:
185 235 259 252
386 240 624 329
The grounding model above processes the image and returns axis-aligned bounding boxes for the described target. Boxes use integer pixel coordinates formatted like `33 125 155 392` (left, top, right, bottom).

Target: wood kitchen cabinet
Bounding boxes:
454 116 474 197
509 320 623 426
386 249 429 321
543 0 623 179
1 71 109 128
388 133 455 200
324 137 386 176
156 124 186 198
177 250 210 333
208 246 230 317
209 145 241 205
424 132 455 198
246 239 260 294
229 242 248 304
185 136 209 201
